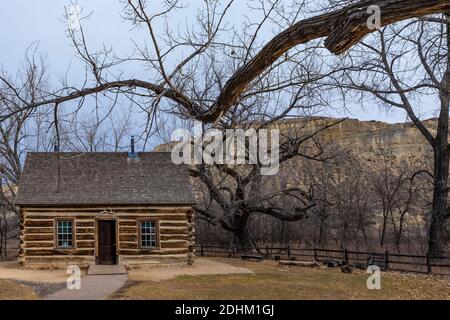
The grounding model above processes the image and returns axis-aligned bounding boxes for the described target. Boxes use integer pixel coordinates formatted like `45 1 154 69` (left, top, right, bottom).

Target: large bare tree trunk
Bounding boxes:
429 14 450 258
232 213 252 251
429 129 449 257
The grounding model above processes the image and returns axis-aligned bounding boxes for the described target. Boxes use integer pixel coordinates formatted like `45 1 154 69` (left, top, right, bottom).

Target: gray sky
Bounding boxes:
0 0 415 123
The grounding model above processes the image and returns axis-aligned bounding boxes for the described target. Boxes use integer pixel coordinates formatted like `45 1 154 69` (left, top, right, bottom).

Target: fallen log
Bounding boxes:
241 254 264 262
279 260 321 268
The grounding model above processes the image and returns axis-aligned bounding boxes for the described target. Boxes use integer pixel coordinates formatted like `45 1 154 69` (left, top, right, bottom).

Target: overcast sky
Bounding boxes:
0 0 418 124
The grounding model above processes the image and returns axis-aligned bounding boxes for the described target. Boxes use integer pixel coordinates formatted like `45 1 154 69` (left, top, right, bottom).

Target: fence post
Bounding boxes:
344 248 349 265
287 245 291 260
384 250 389 271
200 244 204 257
426 252 432 274
313 247 318 262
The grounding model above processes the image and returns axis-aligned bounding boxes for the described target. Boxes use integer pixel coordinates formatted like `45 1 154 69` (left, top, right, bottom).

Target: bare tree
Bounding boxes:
0 47 51 258
372 160 417 253
190 116 344 249
331 15 450 256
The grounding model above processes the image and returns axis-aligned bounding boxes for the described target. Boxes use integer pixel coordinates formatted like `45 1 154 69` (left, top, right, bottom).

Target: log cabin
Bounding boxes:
14 150 196 269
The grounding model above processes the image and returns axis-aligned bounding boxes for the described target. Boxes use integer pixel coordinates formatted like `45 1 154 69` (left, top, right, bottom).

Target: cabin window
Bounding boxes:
57 220 73 248
140 221 157 248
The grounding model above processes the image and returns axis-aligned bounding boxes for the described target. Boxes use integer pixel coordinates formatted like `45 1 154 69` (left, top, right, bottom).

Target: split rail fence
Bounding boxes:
195 245 450 275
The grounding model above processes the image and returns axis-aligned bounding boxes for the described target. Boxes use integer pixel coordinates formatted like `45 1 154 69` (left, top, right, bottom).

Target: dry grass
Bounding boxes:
113 258 450 300
0 279 38 300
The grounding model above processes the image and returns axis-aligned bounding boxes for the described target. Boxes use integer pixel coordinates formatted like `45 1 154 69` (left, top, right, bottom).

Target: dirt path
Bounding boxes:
0 261 68 283
44 274 128 300
128 258 253 281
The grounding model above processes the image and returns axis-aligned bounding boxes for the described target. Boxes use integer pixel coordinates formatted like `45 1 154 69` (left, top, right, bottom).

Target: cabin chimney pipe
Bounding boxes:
128 135 138 159
131 135 135 154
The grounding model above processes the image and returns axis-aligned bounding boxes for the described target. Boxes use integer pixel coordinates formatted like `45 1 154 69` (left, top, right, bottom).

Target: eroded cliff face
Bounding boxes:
155 117 436 171
271 117 435 171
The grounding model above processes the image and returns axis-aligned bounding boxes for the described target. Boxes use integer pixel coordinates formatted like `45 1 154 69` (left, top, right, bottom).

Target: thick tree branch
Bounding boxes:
2 0 448 124
208 0 450 123
1 79 202 121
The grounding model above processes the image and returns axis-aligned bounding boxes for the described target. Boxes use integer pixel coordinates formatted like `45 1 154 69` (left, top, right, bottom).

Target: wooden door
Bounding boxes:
98 220 116 265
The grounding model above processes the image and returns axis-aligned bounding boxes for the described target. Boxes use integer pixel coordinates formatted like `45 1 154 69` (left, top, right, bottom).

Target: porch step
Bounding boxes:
87 264 127 275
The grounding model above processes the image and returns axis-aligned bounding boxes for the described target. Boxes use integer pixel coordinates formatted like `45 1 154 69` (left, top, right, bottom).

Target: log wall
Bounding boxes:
18 205 195 269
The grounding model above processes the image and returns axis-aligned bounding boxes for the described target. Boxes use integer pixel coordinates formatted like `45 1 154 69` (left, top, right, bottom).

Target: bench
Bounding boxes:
367 255 387 271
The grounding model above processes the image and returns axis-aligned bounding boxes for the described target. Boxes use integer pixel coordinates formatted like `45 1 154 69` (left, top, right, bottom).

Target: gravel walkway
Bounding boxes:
128 258 253 281
44 274 127 300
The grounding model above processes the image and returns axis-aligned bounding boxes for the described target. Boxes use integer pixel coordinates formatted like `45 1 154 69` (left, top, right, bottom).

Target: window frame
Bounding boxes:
138 219 159 250
54 218 76 249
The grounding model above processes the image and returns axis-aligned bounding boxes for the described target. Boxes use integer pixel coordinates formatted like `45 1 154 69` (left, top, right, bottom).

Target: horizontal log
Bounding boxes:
24 220 53 227
120 254 188 261
160 234 190 241
119 226 137 233
119 234 137 242
119 249 189 255
25 214 94 227
24 206 192 213
161 240 188 249
26 214 98 219
160 221 188 227
118 220 137 227
76 227 94 233
76 241 95 248
160 227 188 235
25 248 95 256
76 233 95 240
24 234 54 241
24 256 95 263
24 213 188 221
76 221 95 227
24 241 54 248
24 215 57 219
24 227 54 234
116 214 187 220
120 242 138 250
24 213 188 223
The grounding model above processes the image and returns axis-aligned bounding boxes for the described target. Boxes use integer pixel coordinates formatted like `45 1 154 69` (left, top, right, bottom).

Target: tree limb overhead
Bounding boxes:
1 0 449 124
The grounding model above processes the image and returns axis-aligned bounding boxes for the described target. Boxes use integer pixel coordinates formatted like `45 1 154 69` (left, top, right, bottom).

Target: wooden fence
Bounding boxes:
195 245 450 276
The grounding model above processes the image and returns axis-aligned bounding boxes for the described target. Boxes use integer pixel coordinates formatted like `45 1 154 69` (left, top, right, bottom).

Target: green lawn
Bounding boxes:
113 258 450 300
0 279 38 300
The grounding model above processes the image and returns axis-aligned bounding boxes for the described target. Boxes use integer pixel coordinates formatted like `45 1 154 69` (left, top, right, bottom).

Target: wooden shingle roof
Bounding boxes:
15 152 196 206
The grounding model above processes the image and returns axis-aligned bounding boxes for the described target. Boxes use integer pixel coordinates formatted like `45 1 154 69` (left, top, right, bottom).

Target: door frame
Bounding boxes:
95 217 118 265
